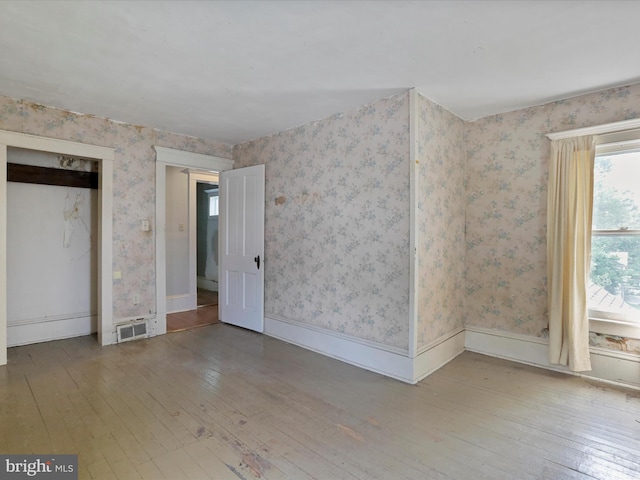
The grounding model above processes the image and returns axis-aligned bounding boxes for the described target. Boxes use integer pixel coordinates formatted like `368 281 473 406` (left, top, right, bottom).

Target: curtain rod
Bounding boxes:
547 118 640 140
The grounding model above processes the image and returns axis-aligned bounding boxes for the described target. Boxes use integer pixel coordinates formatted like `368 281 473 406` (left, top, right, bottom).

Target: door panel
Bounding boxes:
219 164 265 332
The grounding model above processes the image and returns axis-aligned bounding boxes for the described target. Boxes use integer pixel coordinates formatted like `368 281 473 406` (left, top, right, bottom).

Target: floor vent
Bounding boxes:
116 320 148 343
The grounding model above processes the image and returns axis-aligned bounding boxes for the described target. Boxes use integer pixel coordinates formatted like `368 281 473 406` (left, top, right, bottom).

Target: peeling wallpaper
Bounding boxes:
416 94 466 348
0 95 233 320
464 84 640 337
233 93 411 350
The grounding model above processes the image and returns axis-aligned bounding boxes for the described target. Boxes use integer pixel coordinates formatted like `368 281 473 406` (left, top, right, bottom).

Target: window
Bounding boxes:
209 193 219 217
590 133 640 333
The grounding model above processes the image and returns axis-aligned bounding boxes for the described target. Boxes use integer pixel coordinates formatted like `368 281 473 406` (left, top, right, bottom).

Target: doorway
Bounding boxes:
154 146 233 336
6 148 98 346
196 180 219 311
165 174 220 333
155 148 265 335
0 130 114 365
196 181 219 297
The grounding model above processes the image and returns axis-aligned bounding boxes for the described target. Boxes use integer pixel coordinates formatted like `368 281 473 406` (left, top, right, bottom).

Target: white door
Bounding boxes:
219 164 265 332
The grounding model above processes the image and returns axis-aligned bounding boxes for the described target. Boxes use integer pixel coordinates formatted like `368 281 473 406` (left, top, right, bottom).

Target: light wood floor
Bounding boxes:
1 325 639 480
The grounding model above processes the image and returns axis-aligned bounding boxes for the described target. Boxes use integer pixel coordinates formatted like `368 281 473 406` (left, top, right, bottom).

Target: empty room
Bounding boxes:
0 1 639 479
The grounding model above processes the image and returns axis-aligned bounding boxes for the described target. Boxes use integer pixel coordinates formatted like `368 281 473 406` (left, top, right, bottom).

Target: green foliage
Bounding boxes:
591 237 637 294
592 191 640 230
591 157 640 296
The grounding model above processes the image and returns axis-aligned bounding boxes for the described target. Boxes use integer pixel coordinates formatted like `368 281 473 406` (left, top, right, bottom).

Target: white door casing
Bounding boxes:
219 164 265 332
154 146 233 334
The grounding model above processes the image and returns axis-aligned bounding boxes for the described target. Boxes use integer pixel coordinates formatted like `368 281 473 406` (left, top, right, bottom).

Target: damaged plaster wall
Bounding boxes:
0 94 233 321
590 332 640 355
6 148 98 345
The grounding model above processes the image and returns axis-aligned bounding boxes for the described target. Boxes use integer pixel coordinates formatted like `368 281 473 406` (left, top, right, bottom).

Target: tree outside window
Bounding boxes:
590 153 640 319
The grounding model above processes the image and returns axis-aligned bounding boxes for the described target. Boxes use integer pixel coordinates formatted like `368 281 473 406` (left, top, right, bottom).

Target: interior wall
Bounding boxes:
416 94 465 349
4 80 637 363
197 182 208 279
464 82 640 353
7 148 97 346
233 92 412 350
0 94 232 323
165 166 189 297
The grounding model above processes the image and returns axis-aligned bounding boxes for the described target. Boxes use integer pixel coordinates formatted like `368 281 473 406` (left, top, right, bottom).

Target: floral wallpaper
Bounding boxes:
234 93 411 350
416 94 466 348
4 79 640 358
0 94 233 321
464 83 640 339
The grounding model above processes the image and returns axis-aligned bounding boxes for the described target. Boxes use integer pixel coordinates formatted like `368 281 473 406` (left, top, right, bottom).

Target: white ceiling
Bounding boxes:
1 1 640 145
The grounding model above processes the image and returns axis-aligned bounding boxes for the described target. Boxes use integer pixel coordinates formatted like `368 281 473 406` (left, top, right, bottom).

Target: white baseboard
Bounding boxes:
7 314 96 347
167 293 196 314
265 314 465 384
414 328 466 383
197 277 218 291
265 314 413 382
465 326 640 390
154 313 167 336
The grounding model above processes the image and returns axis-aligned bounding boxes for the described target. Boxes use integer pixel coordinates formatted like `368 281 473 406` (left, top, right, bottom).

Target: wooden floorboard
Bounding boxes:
166 304 219 333
1 325 639 480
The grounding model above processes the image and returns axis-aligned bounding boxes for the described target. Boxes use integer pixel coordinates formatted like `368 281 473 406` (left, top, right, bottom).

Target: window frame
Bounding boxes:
209 193 219 217
590 129 640 338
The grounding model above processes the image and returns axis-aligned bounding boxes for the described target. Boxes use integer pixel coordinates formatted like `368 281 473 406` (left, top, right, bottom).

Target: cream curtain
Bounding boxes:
547 135 595 372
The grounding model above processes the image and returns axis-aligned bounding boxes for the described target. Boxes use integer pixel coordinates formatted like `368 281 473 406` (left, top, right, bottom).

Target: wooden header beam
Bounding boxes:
7 163 98 189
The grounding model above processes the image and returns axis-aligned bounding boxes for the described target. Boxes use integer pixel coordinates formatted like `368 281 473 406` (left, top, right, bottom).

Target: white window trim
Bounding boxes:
547 118 640 140
592 127 640 338
589 318 640 339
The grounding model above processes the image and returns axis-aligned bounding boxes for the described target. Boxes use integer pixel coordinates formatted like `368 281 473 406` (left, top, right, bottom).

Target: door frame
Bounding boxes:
0 130 115 365
154 146 233 334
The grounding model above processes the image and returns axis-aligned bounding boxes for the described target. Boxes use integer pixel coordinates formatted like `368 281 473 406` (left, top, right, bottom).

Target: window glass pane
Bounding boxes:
209 195 219 216
590 151 640 321
593 152 640 230
590 234 640 321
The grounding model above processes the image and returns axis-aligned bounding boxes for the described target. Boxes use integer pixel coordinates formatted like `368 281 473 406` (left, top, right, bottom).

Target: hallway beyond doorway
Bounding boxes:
166 289 218 333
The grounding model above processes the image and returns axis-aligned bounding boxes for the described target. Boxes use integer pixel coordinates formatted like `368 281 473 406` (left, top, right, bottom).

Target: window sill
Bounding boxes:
589 317 640 339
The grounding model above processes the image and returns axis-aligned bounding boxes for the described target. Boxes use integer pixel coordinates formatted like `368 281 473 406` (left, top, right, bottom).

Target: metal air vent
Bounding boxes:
116 320 149 343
